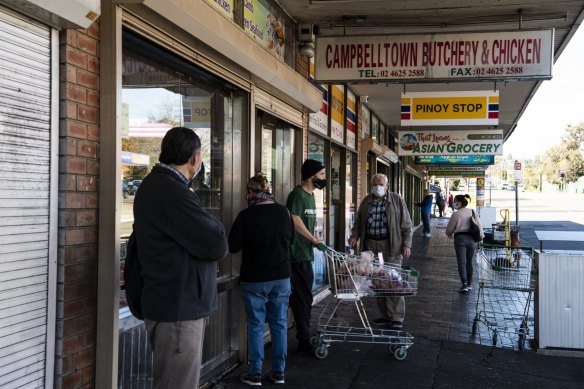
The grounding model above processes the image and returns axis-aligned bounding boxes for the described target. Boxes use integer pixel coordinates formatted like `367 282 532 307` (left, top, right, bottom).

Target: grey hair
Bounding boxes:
371 173 388 185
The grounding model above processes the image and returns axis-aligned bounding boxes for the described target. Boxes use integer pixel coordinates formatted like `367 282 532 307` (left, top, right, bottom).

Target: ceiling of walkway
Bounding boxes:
279 0 584 140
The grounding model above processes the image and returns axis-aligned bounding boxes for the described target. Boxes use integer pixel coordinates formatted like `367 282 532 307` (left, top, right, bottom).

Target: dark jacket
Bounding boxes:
134 165 228 321
350 192 413 261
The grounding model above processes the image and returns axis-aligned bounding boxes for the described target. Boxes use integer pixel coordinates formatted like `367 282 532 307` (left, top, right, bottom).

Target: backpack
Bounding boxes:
123 231 143 320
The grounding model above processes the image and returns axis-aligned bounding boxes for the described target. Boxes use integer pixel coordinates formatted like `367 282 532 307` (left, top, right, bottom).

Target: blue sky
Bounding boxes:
505 26 584 159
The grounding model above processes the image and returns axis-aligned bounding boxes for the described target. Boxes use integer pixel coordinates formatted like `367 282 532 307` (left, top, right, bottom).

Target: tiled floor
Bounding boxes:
312 215 536 352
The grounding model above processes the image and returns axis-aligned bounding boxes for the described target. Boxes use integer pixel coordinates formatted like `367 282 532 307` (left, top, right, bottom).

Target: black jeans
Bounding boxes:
289 261 314 342
454 233 476 286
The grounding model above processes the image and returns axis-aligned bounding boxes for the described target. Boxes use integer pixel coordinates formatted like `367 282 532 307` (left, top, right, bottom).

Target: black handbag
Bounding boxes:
469 210 482 243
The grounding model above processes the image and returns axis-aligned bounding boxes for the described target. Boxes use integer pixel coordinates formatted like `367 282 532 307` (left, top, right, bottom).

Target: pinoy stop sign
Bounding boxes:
514 161 523 181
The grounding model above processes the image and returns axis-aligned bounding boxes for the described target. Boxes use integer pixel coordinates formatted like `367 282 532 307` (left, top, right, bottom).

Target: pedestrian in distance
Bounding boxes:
286 159 326 354
435 189 445 218
445 194 484 293
447 192 455 213
348 173 413 329
229 173 294 386
415 189 433 237
133 127 228 389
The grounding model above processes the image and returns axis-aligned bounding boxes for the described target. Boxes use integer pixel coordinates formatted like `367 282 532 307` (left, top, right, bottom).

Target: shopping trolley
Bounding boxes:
310 248 419 361
471 243 537 349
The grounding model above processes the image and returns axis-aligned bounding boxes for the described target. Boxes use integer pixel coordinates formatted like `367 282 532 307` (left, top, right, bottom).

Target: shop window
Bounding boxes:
119 31 245 311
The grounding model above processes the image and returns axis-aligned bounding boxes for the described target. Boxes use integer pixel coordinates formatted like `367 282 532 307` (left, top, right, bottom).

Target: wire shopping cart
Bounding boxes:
471 243 537 349
310 248 419 361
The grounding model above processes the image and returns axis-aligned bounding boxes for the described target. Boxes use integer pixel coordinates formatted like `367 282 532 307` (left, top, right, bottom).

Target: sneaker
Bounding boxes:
270 372 285 384
391 321 403 329
459 284 469 293
424 233 432 237
240 373 262 386
466 284 472 290
372 317 392 326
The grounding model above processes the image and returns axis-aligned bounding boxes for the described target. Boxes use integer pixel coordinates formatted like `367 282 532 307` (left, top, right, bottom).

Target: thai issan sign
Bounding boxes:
401 91 498 126
315 29 553 82
397 130 503 156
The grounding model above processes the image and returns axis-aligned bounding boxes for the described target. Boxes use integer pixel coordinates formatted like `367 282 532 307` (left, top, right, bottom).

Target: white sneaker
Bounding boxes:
424 233 431 237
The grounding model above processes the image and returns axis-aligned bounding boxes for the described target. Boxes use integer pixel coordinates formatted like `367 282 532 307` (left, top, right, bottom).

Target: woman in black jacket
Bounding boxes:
229 173 294 386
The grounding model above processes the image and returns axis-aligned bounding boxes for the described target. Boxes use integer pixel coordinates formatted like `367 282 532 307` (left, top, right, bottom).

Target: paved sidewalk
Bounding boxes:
210 216 584 388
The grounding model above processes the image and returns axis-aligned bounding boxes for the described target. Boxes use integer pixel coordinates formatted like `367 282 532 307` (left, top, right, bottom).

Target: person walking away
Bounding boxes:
445 194 484 293
229 173 294 386
415 189 433 237
134 127 228 389
348 173 413 329
286 159 326 353
435 189 445 218
447 192 455 213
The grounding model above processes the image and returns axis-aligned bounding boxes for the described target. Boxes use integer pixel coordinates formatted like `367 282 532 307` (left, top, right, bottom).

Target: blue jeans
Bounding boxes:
241 278 291 374
421 211 431 234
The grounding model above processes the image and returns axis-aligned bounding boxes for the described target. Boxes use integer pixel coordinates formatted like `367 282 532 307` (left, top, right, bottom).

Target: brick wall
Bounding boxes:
57 22 100 389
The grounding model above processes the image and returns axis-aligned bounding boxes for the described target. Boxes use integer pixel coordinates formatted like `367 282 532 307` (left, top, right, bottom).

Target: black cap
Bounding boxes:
301 159 325 181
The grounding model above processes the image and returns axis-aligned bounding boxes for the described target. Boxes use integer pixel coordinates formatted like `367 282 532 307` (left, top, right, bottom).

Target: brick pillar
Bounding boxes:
57 22 100 389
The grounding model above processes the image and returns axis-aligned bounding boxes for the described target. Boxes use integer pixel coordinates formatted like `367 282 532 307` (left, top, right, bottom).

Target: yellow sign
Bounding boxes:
401 91 499 126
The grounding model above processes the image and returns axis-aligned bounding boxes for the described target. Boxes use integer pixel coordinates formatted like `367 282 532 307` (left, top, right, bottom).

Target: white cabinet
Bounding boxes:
534 250 584 349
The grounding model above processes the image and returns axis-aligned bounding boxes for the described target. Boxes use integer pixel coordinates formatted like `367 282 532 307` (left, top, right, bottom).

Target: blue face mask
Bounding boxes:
372 185 386 197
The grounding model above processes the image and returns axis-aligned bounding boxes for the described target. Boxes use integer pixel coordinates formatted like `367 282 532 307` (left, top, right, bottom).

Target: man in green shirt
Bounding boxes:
286 159 326 353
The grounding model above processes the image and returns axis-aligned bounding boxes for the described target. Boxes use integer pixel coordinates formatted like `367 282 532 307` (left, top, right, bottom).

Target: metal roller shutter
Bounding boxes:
254 87 304 128
0 7 53 389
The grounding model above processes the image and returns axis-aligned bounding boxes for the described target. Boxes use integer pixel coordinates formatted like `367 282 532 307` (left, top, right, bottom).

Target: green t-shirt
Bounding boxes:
286 185 316 262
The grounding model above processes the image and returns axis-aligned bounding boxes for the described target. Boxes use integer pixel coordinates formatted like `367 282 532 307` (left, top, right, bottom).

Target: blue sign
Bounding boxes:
415 155 494 165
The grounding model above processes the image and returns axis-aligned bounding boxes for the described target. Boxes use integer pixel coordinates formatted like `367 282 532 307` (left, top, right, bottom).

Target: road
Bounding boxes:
468 188 584 251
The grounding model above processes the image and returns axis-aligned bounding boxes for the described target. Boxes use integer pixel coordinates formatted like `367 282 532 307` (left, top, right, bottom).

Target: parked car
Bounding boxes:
122 182 129 199
128 180 142 195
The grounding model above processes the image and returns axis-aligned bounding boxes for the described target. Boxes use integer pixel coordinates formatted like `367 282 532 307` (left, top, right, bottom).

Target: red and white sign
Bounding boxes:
315 29 553 82
514 160 523 181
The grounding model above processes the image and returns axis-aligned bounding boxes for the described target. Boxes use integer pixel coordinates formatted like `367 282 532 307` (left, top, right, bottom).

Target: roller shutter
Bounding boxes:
0 8 53 389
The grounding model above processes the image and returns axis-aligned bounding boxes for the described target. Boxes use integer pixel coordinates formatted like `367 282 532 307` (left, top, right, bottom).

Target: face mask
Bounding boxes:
313 178 327 190
192 161 202 180
373 185 386 197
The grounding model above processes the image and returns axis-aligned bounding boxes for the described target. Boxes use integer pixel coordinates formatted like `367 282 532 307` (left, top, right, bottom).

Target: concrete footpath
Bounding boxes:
210 216 584 388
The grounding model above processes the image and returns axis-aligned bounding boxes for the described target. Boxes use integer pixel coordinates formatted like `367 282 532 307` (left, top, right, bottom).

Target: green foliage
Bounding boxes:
543 123 584 184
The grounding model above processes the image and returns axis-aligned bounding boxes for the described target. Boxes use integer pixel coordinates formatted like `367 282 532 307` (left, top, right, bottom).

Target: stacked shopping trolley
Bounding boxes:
471 243 537 349
310 248 419 360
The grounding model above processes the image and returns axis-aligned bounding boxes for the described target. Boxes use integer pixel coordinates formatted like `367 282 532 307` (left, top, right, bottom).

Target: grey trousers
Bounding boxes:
365 239 406 322
145 318 205 389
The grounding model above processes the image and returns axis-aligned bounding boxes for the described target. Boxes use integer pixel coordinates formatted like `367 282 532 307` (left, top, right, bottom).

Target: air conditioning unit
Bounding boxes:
27 0 100 28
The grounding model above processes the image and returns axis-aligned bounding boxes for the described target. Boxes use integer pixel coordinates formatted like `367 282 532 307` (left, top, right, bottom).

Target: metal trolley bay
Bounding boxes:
471 243 537 349
311 248 419 360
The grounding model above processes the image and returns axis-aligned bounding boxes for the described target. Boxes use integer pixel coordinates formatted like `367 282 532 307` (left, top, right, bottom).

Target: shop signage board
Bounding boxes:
398 129 503 156
204 0 234 19
243 0 286 62
346 89 357 149
308 57 329 135
427 166 486 177
415 155 495 165
401 91 499 126
315 29 553 82
183 96 211 128
330 84 345 143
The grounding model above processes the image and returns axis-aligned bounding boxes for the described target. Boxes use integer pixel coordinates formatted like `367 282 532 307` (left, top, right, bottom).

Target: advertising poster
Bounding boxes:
371 115 379 143
183 96 211 128
346 90 356 149
204 0 234 20
243 0 286 61
330 84 345 143
308 57 329 135
361 106 370 139
398 129 503 156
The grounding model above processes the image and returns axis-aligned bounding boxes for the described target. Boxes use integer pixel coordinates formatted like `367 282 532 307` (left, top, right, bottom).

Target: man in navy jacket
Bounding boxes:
134 127 228 389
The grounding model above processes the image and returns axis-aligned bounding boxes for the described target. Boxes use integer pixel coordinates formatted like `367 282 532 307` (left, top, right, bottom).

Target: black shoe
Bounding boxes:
296 340 312 353
240 373 262 386
372 317 392 326
270 371 285 384
459 284 469 293
466 284 472 290
391 321 403 329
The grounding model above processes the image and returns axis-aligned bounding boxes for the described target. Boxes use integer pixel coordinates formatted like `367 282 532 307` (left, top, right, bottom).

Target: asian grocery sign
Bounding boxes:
401 91 498 126
315 29 553 82
397 130 503 156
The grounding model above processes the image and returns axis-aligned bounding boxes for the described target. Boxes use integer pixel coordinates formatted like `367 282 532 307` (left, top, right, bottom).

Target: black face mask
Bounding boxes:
313 178 327 189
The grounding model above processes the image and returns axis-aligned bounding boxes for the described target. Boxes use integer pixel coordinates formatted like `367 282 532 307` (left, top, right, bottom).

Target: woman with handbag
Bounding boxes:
444 194 484 293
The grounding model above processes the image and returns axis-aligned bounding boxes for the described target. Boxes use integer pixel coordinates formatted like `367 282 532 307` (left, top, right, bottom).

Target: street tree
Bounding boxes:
542 123 584 184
